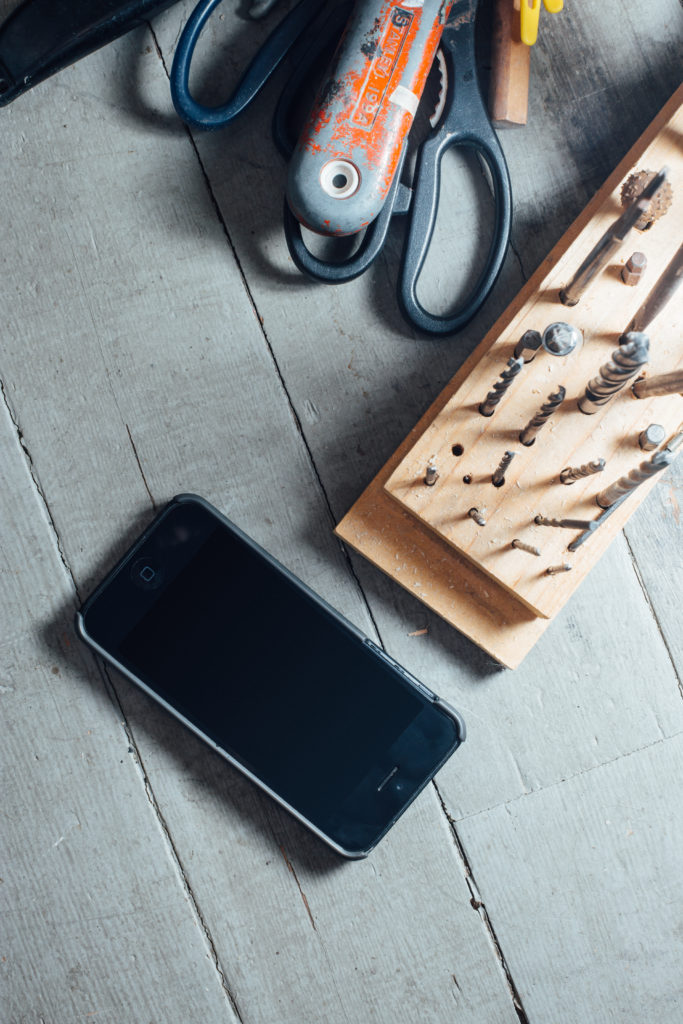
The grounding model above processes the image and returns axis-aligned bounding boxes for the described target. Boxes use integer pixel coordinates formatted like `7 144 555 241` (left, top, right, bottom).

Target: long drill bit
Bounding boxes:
559 167 669 306
632 370 683 400
578 332 649 414
479 357 525 417
534 515 597 530
559 459 606 484
627 240 683 333
519 386 566 446
595 449 673 508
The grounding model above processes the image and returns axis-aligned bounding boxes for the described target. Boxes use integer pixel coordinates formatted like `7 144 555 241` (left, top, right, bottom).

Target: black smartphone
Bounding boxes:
77 494 465 858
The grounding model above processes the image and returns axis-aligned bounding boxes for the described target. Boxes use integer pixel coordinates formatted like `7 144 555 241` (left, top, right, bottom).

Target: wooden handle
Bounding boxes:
489 0 530 128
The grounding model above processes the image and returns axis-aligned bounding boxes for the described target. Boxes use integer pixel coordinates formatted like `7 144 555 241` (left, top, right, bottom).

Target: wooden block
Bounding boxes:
489 0 530 128
336 84 683 666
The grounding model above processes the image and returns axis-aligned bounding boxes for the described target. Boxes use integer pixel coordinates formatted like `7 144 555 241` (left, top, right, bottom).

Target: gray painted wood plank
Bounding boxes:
0 25 523 1024
1 0 681 1021
0 402 239 1023
456 732 683 1023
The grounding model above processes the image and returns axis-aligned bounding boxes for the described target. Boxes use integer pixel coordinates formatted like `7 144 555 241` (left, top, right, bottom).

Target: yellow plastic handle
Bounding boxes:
520 0 541 46
543 0 564 12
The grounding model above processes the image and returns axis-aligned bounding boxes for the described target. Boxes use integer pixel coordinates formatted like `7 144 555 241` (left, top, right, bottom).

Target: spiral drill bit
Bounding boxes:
560 459 606 485
596 449 673 508
492 451 516 487
578 332 649 414
479 357 525 417
519 386 566 446
559 167 669 306
627 241 683 333
535 515 596 530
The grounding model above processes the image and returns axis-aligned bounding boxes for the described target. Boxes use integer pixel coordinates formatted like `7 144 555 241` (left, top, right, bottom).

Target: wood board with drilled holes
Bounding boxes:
336 84 683 667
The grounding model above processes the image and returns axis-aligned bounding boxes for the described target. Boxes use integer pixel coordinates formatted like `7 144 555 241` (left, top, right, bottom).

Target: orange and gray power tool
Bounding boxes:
286 0 453 237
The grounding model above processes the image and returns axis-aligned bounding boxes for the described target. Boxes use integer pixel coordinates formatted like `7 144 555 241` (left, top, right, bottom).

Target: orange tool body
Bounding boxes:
287 0 453 237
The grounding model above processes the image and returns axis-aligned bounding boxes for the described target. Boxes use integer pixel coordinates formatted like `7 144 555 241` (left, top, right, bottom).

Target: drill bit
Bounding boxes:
542 322 582 357
511 539 540 556
424 462 439 486
519 386 566 446
560 459 606 485
492 451 516 487
632 370 683 400
468 507 487 526
479 357 525 417
513 329 542 363
627 241 683 333
578 332 649 414
534 515 596 530
596 449 673 508
559 167 669 306
545 563 572 575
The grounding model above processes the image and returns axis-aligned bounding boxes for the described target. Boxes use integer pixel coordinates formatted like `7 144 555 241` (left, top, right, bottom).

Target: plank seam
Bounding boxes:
432 779 530 1024
1 375 243 1023
145 22 390 652
622 532 683 701
450 729 683 825
126 423 158 510
0 375 82 602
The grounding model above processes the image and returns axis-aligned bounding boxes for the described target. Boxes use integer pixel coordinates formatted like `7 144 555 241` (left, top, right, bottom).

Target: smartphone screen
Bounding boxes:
78 495 463 856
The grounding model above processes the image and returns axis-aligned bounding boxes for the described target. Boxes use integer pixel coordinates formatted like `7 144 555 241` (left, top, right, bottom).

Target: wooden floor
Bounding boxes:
1 1 681 1021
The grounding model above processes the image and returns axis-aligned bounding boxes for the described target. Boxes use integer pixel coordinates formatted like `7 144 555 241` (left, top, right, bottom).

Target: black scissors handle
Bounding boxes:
283 145 411 283
398 1 512 334
170 0 320 129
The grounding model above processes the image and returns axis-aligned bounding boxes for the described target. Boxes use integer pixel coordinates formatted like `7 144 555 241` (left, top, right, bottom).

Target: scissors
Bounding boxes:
172 0 513 335
283 0 512 335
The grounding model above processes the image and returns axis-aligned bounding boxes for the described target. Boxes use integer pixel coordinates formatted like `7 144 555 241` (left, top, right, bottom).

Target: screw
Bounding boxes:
468 507 487 526
511 539 540 556
545 563 572 575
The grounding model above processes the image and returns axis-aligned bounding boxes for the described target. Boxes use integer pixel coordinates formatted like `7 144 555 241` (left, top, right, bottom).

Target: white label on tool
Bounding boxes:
389 85 419 117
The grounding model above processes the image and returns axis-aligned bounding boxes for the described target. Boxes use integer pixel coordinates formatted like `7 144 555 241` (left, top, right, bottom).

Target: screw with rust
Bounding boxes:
468 507 487 526
511 539 540 556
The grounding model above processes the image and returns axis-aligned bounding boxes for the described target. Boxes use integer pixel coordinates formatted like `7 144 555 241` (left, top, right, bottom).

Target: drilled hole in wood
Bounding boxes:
452 444 464 456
